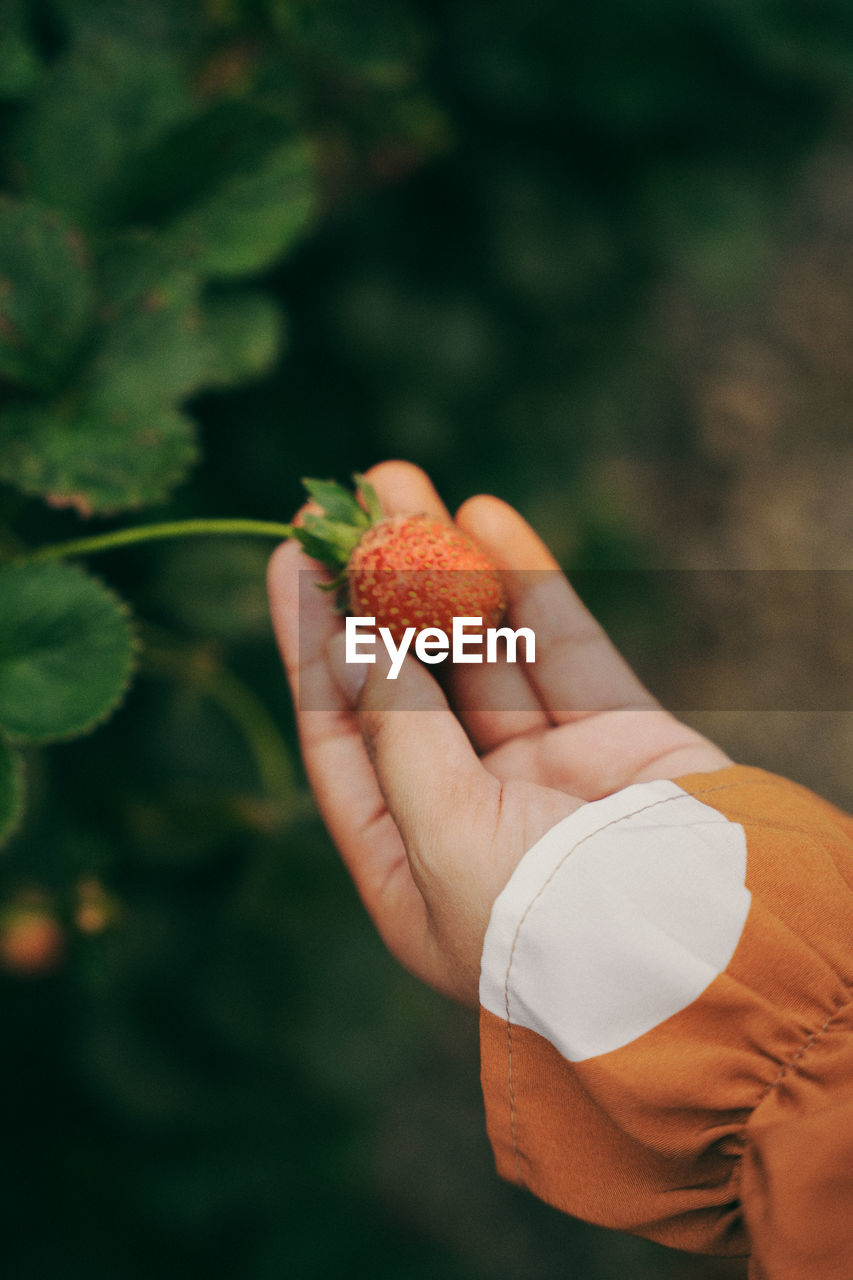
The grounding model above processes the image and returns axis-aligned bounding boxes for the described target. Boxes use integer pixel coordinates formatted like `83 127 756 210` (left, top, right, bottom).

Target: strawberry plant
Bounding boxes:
0 0 445 856
5 2 853 1277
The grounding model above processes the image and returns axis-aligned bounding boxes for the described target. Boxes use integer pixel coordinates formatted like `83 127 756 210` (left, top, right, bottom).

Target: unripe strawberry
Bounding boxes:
0 904 64 975
292 476 505 645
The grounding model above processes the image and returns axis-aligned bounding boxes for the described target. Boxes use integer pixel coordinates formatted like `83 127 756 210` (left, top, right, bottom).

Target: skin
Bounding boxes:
267 460 731 1007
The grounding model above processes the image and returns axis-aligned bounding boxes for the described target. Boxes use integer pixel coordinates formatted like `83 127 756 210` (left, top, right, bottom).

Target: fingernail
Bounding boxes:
327 631 369 705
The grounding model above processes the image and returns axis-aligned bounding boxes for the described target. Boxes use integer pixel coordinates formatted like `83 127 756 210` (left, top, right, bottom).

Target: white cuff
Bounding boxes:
479 779 751 1063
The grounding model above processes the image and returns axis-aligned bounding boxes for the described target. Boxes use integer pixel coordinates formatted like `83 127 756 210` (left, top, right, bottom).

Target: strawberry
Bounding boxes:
0 904 64 975
291 475 505 645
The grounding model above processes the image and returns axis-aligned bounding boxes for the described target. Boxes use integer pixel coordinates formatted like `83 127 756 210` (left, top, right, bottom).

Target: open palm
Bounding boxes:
268 461 730 1004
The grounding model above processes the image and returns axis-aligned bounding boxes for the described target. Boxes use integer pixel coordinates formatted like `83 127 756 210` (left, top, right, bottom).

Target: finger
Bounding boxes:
446 495 550 750
440 622 549 755
458 495 656 723
267 538 436 976
267 537 341 713
362 458 452 521
355 644 502 908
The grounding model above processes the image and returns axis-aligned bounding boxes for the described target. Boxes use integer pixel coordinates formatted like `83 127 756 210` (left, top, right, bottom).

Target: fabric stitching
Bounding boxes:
504 998 523 1184
755 992 852 1105
501 776 791 1183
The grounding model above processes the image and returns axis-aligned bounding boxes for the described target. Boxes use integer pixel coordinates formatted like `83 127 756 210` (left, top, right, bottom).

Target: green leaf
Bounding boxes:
0 736 24 848
200 292 285 388
0 0 42 99
94 229 190 310
0 400 198 516
301 478 370 526
93 238 283 394
166 141 316 278
0 197 94 391
0 562 136 743
0 236 285 513
353 475 384 524
10 29 191 229
112 100 293 226
91 274 208 410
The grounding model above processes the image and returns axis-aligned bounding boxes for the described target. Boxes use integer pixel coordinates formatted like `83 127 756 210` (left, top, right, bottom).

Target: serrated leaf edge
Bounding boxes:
0 404 200 518
0 563 142 746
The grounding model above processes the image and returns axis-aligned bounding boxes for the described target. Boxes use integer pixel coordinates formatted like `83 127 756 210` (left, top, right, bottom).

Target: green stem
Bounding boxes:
200 662 298 803
141 637 299 807
25 518 295 564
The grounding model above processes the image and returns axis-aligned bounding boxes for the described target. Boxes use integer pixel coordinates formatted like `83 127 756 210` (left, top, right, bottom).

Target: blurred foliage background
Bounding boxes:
2 0 853 1275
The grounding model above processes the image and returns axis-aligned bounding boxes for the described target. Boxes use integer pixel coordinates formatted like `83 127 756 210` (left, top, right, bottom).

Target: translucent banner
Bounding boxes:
297 568 853 712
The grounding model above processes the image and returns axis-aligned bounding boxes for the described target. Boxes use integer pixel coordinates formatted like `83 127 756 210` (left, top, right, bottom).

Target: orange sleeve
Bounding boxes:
742 1085 853 1279
478 765 853 1273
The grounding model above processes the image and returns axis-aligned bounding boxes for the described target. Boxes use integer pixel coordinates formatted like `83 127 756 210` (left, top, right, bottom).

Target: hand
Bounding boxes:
267 461 731 1006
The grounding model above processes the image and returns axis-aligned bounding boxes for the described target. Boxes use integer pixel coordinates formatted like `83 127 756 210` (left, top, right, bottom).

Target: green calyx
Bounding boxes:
291 474 384 573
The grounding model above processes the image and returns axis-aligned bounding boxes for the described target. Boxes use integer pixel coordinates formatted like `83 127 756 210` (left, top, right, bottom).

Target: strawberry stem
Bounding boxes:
22 518 296 564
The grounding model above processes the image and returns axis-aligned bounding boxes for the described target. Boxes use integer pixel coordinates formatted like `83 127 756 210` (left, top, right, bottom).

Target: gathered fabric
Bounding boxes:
479 765 853 1275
